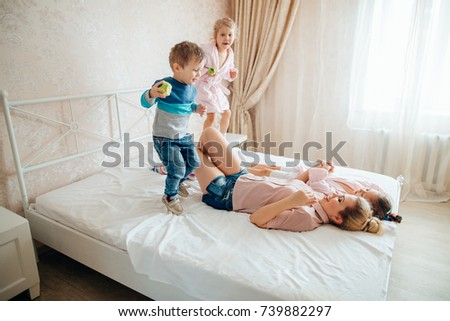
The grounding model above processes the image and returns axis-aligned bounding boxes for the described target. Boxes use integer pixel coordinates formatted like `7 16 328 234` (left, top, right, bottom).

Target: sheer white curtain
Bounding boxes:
257 0 449 201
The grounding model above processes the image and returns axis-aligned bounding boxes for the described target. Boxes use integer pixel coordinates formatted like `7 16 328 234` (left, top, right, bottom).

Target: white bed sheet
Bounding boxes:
35 154 400 300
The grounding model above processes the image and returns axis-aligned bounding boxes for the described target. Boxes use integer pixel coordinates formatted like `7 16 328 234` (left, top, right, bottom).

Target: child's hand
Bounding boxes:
230 68 238 80
196 104 207 117
207 67 217 77
150 81 169 99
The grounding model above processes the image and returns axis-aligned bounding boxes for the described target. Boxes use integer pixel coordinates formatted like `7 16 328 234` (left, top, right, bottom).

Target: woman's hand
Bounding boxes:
248 163 280 177
250 189 317 228
286 190 318 207
251 163 279 170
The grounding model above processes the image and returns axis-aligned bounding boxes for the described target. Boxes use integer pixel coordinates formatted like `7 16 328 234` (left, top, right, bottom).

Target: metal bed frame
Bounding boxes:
1 88 197 299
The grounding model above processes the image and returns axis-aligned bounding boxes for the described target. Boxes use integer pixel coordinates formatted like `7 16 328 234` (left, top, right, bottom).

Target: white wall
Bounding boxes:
0 0 231 211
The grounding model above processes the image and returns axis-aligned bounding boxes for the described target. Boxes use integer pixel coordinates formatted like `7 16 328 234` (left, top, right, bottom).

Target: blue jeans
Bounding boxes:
153 134 200 197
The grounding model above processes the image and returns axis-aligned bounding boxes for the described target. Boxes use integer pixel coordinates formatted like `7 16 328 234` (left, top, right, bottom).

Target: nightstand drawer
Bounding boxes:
0 207 40 300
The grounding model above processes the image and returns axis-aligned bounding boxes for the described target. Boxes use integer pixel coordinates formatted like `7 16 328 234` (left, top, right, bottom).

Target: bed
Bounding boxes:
1 88 401 300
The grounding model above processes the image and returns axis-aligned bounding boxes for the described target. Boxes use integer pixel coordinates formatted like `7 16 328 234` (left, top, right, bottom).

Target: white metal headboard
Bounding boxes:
1 88 151 211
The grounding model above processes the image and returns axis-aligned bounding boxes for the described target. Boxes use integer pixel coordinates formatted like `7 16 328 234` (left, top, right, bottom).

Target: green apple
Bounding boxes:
158 81 172 96
208 67 216 76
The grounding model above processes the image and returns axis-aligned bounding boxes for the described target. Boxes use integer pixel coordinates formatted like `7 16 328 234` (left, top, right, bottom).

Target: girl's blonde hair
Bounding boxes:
337 197 382 234
213 17 238 39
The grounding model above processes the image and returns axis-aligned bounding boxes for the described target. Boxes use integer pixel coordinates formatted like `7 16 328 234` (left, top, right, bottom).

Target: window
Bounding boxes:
348 0 450 134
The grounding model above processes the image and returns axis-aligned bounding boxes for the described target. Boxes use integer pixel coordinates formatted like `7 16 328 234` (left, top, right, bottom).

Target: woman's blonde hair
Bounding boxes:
337 197 382 234
213 17 238 39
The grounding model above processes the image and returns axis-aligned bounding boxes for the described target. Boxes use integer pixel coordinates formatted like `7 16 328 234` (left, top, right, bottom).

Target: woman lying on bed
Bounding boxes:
195 127 381 234
247 162 401 223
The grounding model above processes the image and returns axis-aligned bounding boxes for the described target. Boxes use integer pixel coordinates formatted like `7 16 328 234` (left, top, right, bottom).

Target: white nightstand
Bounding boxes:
0 207 40 300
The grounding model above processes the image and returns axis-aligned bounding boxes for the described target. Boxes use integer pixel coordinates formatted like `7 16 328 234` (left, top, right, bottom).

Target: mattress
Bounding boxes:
34 153 401 300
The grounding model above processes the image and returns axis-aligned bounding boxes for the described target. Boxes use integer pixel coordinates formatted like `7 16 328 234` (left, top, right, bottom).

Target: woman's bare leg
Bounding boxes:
199 127 242 176
195 148 224 194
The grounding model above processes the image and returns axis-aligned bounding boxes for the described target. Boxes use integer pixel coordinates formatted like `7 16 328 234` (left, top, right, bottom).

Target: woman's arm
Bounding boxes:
250 190 317 228
247 164 281 177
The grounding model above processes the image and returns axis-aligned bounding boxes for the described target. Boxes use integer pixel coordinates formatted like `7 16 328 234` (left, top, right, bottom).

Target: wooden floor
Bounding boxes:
387 200 450 300
12 247 149 301
11 200 450 301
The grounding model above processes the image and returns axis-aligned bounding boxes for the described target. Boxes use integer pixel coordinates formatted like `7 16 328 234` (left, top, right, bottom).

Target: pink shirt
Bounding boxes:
232 174 330 232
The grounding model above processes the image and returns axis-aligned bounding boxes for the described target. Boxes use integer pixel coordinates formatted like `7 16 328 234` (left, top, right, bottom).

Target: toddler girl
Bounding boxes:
195 17 238 134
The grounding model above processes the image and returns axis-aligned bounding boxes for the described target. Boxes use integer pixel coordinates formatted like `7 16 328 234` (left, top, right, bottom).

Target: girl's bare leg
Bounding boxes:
219 109 231 134
203 113 216 130
199 127 242 176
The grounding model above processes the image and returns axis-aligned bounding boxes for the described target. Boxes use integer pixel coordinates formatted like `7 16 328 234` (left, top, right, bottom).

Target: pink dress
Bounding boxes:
195 42 237 113
269 164 385 195
307 168 385 196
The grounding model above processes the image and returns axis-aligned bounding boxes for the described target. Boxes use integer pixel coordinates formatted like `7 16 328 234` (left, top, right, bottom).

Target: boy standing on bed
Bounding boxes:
141 41 206 215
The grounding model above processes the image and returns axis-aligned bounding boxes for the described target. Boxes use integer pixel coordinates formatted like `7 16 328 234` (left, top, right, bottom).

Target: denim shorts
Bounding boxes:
202 169 248 211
